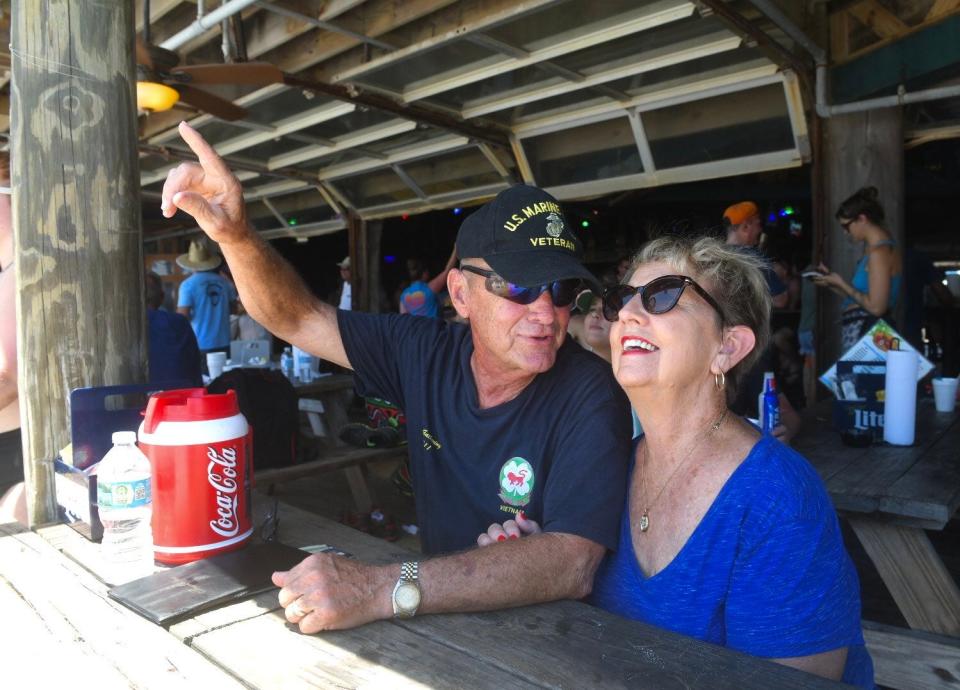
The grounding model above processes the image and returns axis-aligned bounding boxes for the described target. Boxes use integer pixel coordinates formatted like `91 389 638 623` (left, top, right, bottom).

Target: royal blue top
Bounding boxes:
842 240 901 312
590 435 874 689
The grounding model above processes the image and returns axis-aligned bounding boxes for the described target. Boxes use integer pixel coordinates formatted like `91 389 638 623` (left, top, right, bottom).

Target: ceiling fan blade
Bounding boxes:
175 85 249 121
171 62 284 87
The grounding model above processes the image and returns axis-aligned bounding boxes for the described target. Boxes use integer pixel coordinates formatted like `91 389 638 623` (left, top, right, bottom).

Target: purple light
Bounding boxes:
384 255 396 264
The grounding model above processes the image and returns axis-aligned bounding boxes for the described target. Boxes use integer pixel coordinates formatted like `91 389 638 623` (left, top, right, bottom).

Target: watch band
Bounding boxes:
401 561 419 583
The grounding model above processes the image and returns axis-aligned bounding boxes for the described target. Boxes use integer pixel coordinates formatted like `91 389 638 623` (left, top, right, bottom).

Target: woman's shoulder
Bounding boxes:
736 436 835 524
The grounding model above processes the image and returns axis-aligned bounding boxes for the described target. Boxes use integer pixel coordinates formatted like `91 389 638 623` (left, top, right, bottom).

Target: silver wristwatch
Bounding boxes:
391 561 421 618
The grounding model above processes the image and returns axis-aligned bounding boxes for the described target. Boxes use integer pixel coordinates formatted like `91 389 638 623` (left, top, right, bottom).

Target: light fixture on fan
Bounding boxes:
136 80 180 113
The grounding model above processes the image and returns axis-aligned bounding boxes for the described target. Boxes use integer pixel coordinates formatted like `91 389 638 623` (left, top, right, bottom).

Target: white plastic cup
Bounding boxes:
206 351 227 379
932 377 959 413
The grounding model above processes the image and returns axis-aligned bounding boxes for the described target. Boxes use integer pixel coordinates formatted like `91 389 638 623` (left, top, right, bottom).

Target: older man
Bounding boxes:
161 122 630 633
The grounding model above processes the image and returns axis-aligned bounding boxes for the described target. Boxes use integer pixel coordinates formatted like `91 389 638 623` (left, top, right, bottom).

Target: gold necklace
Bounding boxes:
638 408 728 533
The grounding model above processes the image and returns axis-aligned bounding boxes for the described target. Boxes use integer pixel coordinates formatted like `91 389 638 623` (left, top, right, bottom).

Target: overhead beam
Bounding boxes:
316 133 470 181
328 0 566 84
253 1 395 51
138 142 321 185
847 0 909 39
267 119 417 169
283 72 511 148
927 0 960 21
461 31 742 119
260 0 459 79
400 0 696 102
205 101 355 157
695 0 810 76
511 60 779 137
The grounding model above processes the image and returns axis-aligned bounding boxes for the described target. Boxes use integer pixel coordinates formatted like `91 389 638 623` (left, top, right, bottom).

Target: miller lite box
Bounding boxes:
832 361 885 442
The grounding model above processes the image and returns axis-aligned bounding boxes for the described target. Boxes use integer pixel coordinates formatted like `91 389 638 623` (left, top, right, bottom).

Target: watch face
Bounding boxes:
395 582 421 611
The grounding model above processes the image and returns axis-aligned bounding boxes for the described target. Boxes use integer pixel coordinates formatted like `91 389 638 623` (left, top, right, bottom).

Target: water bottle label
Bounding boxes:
98 478 151 509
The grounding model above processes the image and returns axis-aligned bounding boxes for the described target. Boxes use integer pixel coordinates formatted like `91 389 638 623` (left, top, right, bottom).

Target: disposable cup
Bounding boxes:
207 352 227 380
932 377 958 413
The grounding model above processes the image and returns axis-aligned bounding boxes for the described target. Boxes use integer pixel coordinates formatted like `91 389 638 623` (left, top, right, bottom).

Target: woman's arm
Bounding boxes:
0 268 18 410
772 647 848 681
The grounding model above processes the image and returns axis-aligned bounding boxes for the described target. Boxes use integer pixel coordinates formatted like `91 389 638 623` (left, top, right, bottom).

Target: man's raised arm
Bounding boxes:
160 122 349 368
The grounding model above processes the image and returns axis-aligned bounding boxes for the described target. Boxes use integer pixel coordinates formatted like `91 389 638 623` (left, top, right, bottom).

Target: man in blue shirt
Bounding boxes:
159 121 630 634
176 240 237 361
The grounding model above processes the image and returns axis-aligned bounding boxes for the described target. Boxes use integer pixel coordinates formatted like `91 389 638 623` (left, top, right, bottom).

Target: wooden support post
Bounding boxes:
820 108 903 366
346 210 363 311
11 1 144 526
849 518 960 636
366 221 382 314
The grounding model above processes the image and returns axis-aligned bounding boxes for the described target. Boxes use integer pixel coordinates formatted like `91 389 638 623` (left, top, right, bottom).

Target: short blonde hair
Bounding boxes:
630 235 771 400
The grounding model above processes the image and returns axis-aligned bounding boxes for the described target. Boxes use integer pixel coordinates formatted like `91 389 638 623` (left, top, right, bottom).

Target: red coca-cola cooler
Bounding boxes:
138 388 253 565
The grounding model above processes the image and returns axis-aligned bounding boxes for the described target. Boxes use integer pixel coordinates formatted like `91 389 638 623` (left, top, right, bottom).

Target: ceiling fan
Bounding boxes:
136 29 284 121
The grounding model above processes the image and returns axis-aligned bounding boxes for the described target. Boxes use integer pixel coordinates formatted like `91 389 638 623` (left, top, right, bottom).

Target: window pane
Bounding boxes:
523 116 642 187
643 82 794 169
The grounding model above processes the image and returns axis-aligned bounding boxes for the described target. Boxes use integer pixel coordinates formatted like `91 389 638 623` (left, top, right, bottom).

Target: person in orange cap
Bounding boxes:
723 202 787 309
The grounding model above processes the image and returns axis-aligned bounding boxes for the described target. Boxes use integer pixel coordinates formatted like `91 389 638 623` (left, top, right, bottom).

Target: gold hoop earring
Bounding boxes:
714 370 726 390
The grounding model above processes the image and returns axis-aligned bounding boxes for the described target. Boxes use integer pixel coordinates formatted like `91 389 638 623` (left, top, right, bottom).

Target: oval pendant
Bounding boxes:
639 512 649 532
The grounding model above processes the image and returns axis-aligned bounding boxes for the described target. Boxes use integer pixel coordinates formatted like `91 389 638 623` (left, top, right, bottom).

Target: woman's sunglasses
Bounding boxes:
602 274 725 323
839 219 854 232
460 265 581 307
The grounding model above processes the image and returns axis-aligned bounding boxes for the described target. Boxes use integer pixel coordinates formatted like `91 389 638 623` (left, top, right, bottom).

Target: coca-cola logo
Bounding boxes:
207 446 240 538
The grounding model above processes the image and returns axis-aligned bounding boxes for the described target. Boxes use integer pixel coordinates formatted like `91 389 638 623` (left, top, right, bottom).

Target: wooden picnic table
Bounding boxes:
1 496 848 690
794 399 960 689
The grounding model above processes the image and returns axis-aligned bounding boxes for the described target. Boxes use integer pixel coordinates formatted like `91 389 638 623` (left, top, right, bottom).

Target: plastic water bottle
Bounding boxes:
761 373 781 435
280 347 294 380
96 431 154 584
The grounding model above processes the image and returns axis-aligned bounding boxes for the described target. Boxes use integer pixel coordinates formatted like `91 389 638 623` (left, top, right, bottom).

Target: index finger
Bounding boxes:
179 120 234 179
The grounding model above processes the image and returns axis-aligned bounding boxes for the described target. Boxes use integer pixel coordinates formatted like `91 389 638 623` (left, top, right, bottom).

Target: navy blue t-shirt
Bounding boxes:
590 436 874 689
148 308 203 387
338 311 632 555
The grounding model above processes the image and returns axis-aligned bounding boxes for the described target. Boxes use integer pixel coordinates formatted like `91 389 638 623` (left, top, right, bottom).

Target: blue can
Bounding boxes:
762 376 781 434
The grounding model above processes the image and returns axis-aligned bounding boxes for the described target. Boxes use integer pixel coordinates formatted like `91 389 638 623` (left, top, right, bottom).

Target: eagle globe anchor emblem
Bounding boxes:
545 213 564 238
498 458 535 507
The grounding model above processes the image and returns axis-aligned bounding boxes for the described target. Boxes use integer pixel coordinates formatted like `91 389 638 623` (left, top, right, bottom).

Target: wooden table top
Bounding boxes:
1 497 849 690
291 372 355 396
794 399 960 530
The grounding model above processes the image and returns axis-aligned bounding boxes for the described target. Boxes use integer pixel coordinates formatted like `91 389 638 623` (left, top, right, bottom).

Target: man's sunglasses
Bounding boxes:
460 265 581 307
602 274 725 323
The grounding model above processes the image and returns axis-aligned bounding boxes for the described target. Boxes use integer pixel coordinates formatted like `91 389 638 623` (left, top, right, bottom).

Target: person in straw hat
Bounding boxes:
176 239 236 363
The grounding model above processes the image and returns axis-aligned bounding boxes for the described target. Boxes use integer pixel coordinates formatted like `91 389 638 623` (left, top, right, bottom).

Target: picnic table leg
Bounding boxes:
314 388 375 512
318 388 353 448
848 517 960 636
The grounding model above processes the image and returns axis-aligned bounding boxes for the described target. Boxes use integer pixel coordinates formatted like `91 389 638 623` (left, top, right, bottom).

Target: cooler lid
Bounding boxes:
142 388 240 434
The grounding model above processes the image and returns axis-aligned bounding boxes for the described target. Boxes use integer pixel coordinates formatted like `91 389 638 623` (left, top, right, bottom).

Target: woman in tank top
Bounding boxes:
811 186 903 350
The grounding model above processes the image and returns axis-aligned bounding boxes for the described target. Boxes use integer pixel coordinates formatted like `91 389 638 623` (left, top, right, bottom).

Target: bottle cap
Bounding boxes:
112 430 137 445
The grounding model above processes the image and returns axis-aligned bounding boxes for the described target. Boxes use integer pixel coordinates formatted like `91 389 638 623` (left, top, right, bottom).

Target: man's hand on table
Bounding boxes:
273 554 394 633
160 121 251 245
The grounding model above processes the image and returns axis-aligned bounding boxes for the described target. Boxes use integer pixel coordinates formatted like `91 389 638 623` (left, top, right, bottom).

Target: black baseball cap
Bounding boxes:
456 185 600 291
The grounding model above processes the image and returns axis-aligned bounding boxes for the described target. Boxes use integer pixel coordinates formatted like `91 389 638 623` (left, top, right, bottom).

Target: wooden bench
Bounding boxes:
254 445 408 514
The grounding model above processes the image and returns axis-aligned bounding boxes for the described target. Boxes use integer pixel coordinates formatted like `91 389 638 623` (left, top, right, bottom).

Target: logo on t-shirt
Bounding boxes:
498 457 534 506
